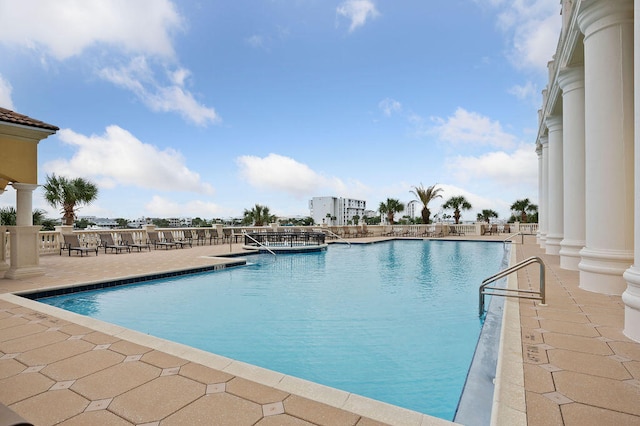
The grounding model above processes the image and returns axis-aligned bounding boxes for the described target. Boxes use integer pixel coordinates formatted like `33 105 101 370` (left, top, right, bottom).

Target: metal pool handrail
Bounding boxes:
324 229 351 247
242 231 276 256
502 232 524 246
479 256 546 316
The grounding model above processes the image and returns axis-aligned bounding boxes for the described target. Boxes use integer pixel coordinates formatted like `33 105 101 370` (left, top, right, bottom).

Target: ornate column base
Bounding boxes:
4 226 44 280
545 233 563 255
623 266 640 342
539 233 547 249
578 247 634 295
559 239 585 271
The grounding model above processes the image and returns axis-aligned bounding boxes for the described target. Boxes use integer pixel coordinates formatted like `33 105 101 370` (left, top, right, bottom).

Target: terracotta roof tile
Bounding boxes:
0 107 59 131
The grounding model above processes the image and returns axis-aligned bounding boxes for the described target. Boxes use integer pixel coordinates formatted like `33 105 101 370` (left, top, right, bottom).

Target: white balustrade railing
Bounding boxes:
1 222 539 259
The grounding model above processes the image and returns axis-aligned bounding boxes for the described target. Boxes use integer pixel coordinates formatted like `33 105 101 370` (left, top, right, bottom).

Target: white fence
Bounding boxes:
2 222 539 259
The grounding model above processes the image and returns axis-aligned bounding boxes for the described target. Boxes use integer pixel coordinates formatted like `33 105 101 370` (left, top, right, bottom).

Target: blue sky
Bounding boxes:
0 0 561 222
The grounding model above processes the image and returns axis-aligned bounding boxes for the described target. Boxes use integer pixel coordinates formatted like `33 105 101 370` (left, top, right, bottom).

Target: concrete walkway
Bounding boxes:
0 236 639 425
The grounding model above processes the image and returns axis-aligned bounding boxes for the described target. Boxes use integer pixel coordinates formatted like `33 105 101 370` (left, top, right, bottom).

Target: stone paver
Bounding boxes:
71 360 161 400
517 239 640 425
109 375 205 424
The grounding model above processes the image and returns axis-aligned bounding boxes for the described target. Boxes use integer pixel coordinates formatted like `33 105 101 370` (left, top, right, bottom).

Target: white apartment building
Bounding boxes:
309 196 366 226
405 200 421 220
168 217 192 228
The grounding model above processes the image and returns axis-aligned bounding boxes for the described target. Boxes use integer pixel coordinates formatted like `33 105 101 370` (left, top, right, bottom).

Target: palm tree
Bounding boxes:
43 174 99 226
410 184 443 224
441 195 472 224
378 198 405 225
510 198 538 223
1 207 50 227
243 204 275 226
477 209 499 223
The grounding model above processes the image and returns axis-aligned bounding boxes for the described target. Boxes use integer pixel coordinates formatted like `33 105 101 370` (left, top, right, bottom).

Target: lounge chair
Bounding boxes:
449 226 465 236
120 232 151 252
147 231 178 249
165 231 191 248
195 229 210 245
99 233 130 254
211 229 223 244
483 224 498 235
60 234 98 256
357 225 373 237
178 230 194 247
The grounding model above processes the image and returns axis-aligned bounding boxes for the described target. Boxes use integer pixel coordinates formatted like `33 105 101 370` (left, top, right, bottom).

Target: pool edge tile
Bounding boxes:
490 247 527 425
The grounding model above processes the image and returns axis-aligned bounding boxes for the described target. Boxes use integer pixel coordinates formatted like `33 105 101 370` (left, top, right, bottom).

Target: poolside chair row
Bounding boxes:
60 230 200 256
327 226 373 238
481 224 511 235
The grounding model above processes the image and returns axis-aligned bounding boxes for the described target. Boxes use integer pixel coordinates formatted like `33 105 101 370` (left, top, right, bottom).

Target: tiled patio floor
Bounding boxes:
513 237 640 425
0 236 639 425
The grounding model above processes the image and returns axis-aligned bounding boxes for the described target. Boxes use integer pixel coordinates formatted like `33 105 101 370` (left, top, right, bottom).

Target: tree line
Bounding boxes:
0 176 538 229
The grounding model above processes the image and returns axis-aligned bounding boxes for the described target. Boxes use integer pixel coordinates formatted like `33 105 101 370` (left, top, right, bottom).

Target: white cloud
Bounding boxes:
0 0 183 60
378 98 401 117
145 195 222 217
429 183 506 219
336 0 380 32
43 125 215 195
99 57 220 126
246 35 265 49
489 0 561 72
237 153 324 197
446 143 538 187
509 80 539 104
0 1 219 125
0 74 14 110
236 153 369 199
431 108 518 149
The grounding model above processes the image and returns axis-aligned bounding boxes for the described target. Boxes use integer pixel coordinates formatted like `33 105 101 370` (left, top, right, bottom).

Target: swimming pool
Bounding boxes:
39 240 507 420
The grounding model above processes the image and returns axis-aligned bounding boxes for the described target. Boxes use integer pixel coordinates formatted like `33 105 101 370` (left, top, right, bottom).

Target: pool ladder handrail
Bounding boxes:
478 256 546 316
242 231 277 256
323 229 351 247
502 232 524 246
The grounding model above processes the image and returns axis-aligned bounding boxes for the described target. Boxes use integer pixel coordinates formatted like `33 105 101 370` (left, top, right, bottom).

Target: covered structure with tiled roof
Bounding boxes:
0 107 58 279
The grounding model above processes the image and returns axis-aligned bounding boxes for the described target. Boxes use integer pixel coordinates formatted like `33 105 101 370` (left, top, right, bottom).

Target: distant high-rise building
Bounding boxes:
308 196 366 225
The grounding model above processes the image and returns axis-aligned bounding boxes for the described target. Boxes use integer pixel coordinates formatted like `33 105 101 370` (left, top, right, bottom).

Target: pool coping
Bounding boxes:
16 257 247 300
490 246 526 424
2 255 457 426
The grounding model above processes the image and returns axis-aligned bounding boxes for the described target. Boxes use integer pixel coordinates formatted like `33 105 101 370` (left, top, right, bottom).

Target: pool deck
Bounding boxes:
0 235 639 425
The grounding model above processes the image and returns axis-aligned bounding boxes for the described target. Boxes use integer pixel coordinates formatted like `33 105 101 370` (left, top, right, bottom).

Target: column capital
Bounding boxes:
539 134 549 147
10 183 39 192
578 0 633 39
544 115 563 131
557 66 585 92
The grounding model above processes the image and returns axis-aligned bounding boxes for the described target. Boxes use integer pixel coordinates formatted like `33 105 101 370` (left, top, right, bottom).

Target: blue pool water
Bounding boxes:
40 240 507 420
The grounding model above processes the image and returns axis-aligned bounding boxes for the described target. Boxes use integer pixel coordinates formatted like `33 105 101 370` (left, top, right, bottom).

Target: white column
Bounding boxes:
545 116 564 255
622 0 640 342
5 183 44 279
536 143 543 244
578 0 634 295
12 183 38 226
0 189 6 275
558 66 586 270
539 134 549 248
